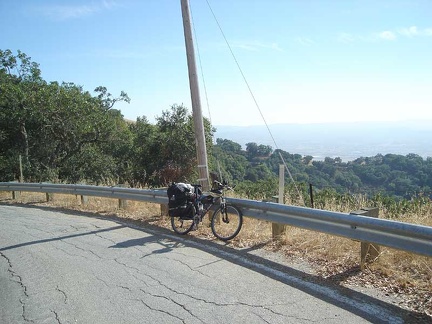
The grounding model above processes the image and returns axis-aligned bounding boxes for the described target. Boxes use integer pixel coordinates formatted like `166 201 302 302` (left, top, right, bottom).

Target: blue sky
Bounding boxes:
1 0 431 126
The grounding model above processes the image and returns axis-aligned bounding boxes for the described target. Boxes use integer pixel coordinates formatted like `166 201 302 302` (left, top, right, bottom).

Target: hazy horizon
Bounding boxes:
214 120 432 161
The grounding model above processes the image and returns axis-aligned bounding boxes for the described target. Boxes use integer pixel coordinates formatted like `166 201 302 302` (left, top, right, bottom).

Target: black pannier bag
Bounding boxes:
167 183 194 218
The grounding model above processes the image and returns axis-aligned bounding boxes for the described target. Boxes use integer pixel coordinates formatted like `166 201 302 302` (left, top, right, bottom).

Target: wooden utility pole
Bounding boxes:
19 154 23 182
272 164 285 239
180 0 210 190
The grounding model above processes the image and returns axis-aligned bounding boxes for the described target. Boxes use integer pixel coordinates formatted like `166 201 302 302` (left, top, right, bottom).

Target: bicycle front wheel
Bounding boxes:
211 204 242 241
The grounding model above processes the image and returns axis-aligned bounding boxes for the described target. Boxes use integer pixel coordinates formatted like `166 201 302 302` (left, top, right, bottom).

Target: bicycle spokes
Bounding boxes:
171 216 194 235
211 205 243 241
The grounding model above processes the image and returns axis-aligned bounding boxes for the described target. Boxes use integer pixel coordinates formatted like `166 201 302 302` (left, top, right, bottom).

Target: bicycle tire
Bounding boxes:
171 205 195 235
171 216 194 235
210 204 243 241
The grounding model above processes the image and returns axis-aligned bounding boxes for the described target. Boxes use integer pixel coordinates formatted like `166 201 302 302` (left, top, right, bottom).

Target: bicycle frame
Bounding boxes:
191 182 227 226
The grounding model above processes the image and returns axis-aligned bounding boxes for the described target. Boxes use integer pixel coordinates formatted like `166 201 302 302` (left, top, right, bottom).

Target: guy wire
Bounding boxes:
204 0 305 205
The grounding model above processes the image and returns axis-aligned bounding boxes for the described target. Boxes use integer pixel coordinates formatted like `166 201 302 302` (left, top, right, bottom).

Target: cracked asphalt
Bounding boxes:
0 205 406 324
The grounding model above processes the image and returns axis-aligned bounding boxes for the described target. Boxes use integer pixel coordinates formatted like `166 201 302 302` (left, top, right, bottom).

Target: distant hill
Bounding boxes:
214 120 432 161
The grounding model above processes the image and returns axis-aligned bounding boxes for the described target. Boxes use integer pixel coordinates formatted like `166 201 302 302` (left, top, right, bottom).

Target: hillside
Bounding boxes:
214 120 432 162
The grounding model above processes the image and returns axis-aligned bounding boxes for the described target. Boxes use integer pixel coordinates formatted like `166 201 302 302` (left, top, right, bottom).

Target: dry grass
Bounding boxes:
1 190 431 318
265 200 432 319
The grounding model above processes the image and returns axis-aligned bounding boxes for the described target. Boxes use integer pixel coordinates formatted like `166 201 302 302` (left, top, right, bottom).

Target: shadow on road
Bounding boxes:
108 235 184 256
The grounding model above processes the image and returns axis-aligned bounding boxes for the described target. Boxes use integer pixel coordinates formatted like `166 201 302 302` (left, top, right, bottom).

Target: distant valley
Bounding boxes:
214 120 432 161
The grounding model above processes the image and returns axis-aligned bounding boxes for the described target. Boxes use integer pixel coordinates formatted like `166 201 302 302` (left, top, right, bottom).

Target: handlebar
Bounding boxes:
190 180 235 196
213 180 235 191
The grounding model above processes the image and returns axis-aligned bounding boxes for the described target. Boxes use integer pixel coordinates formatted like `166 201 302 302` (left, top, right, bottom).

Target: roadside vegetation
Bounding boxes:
1 49 432 200
1 49 431 319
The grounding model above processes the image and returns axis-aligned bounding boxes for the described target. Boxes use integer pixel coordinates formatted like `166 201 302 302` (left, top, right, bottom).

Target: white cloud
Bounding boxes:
337 33 355 43
269 43 284 52
36 1 119 20
338 26 432 43
424 28 432 36
47 5 96 19
295 37 315 46
398 26 419 37
232 41 284 52
378 31 397 41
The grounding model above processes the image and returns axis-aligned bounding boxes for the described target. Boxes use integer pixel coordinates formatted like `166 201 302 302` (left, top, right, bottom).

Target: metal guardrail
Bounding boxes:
1 182 431 257
0 182 168 205
231 198 432 257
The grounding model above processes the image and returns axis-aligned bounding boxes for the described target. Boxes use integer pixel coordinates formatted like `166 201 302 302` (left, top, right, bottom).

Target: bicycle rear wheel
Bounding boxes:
171 204 195 235
210 204 242 241
171 216 194 235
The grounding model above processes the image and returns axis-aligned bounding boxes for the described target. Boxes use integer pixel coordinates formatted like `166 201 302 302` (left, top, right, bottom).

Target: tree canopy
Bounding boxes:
1 49 431 199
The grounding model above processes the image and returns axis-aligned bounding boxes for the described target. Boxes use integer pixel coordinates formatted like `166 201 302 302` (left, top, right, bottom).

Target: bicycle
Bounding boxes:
170 180 243 241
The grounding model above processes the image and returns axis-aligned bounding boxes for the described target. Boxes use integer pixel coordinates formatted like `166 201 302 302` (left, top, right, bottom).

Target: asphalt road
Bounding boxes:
0 204 413 323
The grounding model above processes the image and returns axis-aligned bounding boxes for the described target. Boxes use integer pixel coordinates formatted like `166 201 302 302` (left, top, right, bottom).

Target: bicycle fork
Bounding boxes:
221 200 230 224
193 202 203 230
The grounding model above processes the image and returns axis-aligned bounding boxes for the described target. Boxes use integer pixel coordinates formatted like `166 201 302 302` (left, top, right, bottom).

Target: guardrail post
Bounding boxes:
46 192 53 202
350 207 381 270
272 164 286 239
160 204 168 219
78 182 88 205
45 192 54 202
80 194 88 205
10 181 21 200
41 183 53 202
12 190 21 200
117 184 128 209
